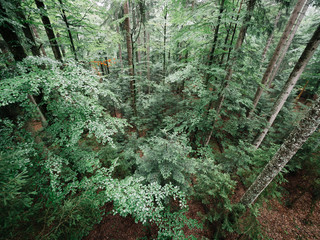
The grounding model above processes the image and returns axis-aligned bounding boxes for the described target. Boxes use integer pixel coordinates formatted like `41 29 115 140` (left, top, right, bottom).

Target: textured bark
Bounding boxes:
35 0 63 61
31 25 47 56
260 10 281 68
253 23 320 149
267 1 310 88
0 3 27 62
58 0 78 61
249 0 307 117
123 1 136 115
241 97 320 206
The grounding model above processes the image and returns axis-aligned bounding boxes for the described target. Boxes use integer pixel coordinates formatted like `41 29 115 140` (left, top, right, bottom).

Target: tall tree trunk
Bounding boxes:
35 0 63 61
260 10 281 69
163 5 167 81
241 97 320 206
225 0 245 64
58 0 78 61
267 0 310 89
116 25 123 71
31 25 47 56
123 0 136 115
248 0 307 117
253 23 320 149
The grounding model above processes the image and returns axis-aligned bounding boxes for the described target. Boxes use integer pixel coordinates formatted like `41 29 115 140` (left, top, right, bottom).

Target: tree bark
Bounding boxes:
116 25 123 71
58 0 78 61
123 0 136 115
241 97 320 206
35 0 63 61
253 23 320 149
249 0 307 117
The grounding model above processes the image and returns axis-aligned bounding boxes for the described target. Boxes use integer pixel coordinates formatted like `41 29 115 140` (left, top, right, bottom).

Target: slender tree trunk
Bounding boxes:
248 0 307 117
35 0 63 61
241 97 320 206
163 5 167 81
253 23 320 149
116 25 123 71
267 1 310 89
226 0 245 64
260 10 281 69
58 0 78 61
123 1 136 115
31 25 47 56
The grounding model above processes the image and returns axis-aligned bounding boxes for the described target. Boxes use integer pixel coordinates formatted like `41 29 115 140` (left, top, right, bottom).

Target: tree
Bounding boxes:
35 0 63 61
248 0 308 117
253 23 320 149
241 97 320 206
58 0 78 61
123 0 136 116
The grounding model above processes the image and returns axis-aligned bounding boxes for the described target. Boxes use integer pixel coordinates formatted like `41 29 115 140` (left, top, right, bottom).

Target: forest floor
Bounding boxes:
83 170 320 240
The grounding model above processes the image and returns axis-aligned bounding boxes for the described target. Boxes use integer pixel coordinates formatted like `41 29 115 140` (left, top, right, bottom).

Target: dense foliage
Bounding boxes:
1 0 319 239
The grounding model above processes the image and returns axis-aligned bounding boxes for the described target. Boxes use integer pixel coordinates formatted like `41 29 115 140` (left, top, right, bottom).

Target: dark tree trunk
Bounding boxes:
123 1 136 116
58 0 77 61
35 0 63 61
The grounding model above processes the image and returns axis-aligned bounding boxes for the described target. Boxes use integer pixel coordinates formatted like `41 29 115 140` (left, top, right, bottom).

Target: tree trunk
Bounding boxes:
249 0 307 117
116 25 123 71
267 0 310 89
35 0 63 61
123 0 136 115
260 10 281 69
253 23 320 149
241 97 320 206
31 25 47 56
58 0 78 61
163 5 167 81
56 32 66 58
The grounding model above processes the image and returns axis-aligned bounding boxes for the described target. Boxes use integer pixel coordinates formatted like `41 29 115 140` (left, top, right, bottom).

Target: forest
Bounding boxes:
0 0 320 239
